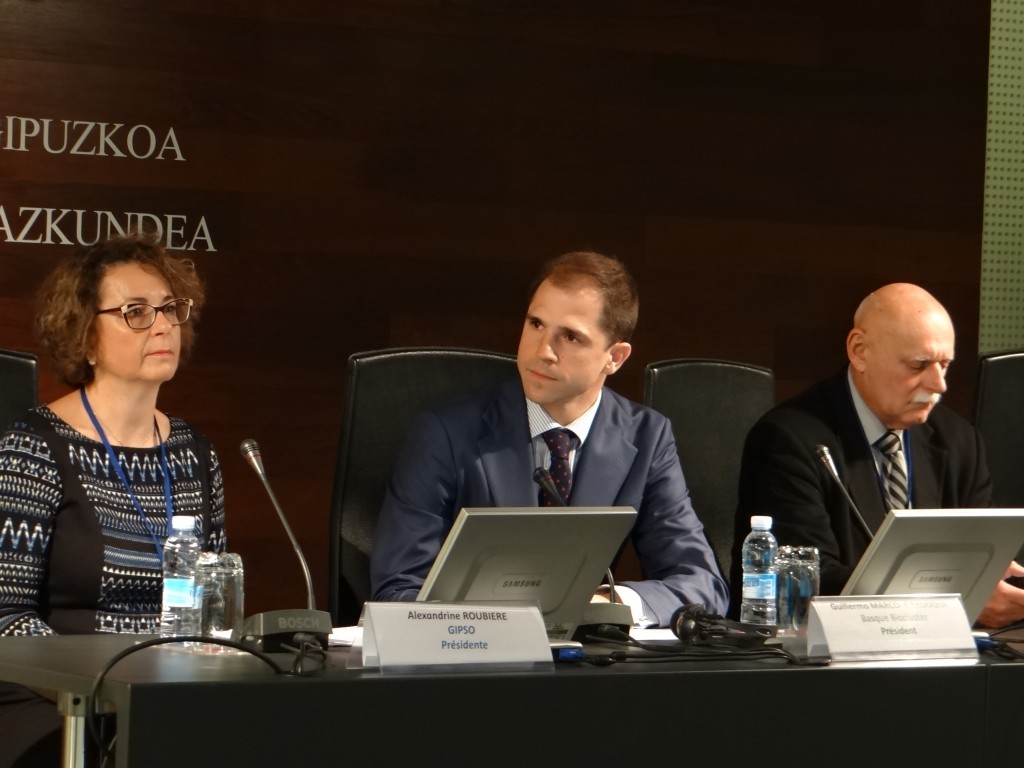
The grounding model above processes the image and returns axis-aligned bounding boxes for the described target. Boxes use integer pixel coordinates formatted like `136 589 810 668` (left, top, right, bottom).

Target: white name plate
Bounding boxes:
360 602 552 670
806 594 977 661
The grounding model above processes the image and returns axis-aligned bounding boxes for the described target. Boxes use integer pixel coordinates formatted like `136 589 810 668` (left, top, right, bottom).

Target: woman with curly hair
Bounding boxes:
0 232 226 765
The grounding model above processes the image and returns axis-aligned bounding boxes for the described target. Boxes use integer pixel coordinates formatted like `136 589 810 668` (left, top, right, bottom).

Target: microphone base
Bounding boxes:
239 609 333 653
572 601 634 641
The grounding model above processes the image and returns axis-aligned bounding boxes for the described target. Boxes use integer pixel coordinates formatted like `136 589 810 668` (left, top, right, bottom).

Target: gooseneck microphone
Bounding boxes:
239 439 333 651
814 444 875 542
532 466 623 608
241 439 315 609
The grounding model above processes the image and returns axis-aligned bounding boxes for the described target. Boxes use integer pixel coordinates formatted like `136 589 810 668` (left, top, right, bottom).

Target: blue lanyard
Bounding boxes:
904 431 915 507
80 388 174 561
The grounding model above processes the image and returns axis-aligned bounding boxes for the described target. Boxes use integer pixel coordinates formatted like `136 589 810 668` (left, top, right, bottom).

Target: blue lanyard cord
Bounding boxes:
79 389 175 561
904 431 914 507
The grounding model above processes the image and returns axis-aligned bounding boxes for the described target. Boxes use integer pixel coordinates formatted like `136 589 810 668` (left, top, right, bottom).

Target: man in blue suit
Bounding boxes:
370 251 728 626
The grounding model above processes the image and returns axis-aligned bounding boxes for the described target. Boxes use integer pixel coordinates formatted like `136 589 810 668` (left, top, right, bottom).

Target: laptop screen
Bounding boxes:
417 506 637 640
840 508 1024 624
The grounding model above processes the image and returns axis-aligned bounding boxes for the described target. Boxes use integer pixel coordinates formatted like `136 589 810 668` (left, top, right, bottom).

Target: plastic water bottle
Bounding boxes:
739 515 778 625
161 515 202 640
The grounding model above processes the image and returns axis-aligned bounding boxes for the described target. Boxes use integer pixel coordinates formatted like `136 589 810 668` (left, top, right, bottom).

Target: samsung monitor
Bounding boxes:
840 508 1024 623
417 506 637 641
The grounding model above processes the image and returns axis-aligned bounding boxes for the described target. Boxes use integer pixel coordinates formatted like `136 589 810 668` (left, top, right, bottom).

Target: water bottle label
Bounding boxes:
741 572 777 600
163 577 196 608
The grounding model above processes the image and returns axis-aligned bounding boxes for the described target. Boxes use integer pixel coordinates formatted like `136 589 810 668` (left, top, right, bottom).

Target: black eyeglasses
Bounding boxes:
96 298 193 330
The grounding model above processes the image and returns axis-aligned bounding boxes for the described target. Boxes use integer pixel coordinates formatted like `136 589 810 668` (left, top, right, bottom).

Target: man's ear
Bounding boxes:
606 341 632 375
847 328 867 372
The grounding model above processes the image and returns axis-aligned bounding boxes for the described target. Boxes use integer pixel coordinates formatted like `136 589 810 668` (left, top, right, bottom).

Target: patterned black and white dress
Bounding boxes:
0 405 226 637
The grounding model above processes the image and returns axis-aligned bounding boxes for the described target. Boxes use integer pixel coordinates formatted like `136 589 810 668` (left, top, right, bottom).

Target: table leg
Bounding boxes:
56 690 88 768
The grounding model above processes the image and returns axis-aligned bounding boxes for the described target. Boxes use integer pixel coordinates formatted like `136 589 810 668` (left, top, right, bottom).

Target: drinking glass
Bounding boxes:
196 551 245 651
775 545 819 636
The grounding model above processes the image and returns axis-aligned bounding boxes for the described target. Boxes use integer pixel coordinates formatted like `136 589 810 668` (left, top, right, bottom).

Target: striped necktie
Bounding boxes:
875 430 909 510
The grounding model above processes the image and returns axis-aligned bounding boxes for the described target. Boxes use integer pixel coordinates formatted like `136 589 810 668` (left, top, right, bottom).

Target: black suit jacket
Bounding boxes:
728 369 992 611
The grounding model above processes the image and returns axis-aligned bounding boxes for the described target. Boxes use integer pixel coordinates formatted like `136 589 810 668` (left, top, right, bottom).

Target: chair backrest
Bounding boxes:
0 349 38 432
644 358 774 581
974 349 1024 511
328 346 518 625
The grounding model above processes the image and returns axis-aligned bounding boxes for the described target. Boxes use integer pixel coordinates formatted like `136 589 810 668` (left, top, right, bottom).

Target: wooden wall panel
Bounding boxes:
0 0 991 614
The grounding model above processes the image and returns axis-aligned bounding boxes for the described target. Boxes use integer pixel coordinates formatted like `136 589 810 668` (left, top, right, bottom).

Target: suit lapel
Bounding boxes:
845 450 888 531
479 380 539 507
907 422 943 509
830 374 889 532
570 393 636 507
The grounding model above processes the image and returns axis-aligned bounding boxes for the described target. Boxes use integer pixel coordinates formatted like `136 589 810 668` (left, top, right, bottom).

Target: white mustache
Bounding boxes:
911 390 942 405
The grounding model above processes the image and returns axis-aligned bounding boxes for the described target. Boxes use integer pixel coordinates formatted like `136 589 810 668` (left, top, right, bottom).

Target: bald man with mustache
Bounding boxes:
729 283 1024 628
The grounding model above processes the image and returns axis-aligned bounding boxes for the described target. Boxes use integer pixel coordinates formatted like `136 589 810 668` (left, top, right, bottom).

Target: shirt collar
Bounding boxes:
526 390 602 445
847 367 902 447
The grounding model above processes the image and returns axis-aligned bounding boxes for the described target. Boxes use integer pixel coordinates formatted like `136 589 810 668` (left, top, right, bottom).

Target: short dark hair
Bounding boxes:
529 250 639 342
35 233 206 388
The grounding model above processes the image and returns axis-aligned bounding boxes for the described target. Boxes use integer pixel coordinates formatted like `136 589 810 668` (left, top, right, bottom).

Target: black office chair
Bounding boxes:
643 358 774 582
327 347 518 626
974 349 1024 514
0 349 38 432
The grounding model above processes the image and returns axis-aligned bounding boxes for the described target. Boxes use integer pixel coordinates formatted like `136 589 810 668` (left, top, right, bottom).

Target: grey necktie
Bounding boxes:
875 430 909 510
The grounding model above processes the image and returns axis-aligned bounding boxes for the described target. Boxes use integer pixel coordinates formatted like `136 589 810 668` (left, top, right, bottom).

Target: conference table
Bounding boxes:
1 633 1022 768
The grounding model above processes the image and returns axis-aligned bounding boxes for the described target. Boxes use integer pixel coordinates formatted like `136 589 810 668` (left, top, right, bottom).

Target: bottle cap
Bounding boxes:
170 515 196 531
750 515 773 530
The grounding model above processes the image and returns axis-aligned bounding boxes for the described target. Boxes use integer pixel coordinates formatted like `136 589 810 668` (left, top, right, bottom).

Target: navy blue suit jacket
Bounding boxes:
370 377 729 625
729 369 992 606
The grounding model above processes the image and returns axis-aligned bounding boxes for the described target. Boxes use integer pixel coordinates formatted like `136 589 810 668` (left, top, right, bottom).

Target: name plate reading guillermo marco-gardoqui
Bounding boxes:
806 594 977 661
358 602 552 669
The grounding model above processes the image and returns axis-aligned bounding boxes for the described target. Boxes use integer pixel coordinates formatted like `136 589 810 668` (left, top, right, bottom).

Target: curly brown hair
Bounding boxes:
35 233 206 388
